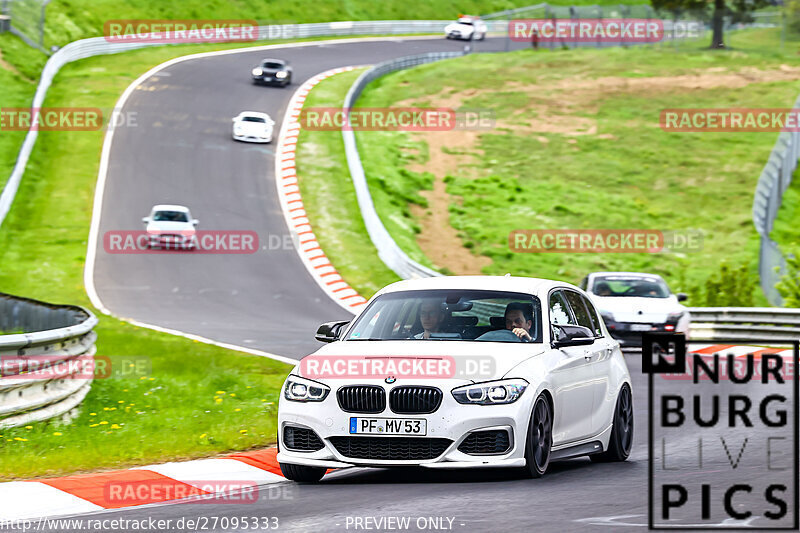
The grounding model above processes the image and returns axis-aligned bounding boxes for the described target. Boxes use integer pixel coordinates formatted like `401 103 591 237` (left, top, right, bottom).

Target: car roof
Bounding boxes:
588 271 665 280
236 111 271 120
151 204 190 212
376 275 579 298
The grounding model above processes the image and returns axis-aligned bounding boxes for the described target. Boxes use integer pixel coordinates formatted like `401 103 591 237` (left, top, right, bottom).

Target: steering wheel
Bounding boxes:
475 329 522 342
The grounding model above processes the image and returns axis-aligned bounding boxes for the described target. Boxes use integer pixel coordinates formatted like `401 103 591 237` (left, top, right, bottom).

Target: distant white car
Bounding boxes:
445 16 487 41
581 272 690 347
142 205 198 250
232 111 274 143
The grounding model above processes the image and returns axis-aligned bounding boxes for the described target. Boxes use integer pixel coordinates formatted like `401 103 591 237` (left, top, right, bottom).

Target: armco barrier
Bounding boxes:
688 306 800 341
751 93 800 306
0 292 97 429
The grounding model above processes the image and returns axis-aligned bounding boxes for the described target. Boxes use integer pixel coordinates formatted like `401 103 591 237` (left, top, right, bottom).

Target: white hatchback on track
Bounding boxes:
277 276 633 482
581 272 691 348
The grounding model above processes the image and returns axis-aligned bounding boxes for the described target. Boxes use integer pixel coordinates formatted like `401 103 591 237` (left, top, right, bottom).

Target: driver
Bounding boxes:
594 281 612 296
505 302 534 342
413 299 448 339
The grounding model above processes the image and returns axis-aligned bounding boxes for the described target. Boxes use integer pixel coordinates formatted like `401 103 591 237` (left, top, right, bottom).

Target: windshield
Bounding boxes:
346 289 542 342
152 211 188 222
242 116 266 123
263 62 284 69
457 20 474 25
591 275 671 298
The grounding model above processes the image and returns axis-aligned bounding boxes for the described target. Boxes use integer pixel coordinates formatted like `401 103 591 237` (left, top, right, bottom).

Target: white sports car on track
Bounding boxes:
141 204 198 250
231 111 274 143
277 276 633 482
581 271 691 347
444 16 487 40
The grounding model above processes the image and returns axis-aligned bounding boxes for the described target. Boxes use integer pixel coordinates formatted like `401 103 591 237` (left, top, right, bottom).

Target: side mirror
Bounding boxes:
231 117 237 122
192 219 199 226
141 217 149 224
315 320 351 343
676 293 688 302
552 324 595 348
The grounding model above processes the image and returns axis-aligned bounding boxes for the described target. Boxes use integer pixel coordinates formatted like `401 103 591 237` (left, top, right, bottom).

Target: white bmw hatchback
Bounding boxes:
277 276 633 482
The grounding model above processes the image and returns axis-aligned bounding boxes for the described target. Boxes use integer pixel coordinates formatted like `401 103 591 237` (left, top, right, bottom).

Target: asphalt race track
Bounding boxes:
91 36 528 359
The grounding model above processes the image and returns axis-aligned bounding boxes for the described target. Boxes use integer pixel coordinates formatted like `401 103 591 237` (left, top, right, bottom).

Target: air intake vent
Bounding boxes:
283 426 324 451
457 430 511 455
329 436 452 460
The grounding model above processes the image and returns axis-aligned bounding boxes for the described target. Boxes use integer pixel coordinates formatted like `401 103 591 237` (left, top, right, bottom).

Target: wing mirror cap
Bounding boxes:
315 320 351 343
552 324 595 348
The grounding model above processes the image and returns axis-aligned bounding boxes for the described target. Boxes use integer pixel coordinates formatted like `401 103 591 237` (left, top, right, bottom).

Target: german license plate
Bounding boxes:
630 323 652 332
349 417 427 435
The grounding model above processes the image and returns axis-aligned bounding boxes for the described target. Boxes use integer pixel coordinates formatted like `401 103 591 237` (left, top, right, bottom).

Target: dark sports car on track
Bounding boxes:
251 58 292 87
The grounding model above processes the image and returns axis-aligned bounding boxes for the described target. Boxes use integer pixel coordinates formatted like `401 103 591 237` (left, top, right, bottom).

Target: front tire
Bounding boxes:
279 462 326 482
523 394 552 478
591 383 633 462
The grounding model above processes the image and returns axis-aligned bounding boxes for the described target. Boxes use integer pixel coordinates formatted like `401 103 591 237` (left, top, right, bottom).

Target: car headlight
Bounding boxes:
275 71 288 79
452 378 528 405
251 67 263 76
666 312 685 324
234 126 244 135
283 375 330 402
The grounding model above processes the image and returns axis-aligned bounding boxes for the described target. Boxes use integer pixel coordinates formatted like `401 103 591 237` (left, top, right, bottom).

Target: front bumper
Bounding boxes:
232 133 272 143
604 320 683 347
277 384 534 469
253 75 289 85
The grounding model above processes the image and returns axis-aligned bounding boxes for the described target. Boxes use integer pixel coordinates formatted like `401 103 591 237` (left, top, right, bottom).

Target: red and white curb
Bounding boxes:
0 448 284 521
274 67 369 315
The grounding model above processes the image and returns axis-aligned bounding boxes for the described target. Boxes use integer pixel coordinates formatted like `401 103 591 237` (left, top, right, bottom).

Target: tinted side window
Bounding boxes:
549 291 574 326
580 293 603 336
564 290 595 332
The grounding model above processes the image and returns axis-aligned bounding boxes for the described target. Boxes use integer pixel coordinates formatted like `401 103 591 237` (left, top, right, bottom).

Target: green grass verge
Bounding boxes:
31 0 646 47
295 69 402 298
344 28 798 304
0 34 39 190
0 40 346 481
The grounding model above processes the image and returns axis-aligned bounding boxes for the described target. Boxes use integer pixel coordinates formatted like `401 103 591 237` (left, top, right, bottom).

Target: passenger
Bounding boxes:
505 302 534 342
413 300 448 339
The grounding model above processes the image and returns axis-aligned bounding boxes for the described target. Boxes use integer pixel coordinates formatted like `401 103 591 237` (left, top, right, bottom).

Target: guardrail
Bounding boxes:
0 292 97 429
688 307 800 341
751 93 800 307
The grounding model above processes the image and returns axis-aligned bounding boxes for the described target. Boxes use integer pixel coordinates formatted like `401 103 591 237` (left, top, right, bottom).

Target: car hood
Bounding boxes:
294 340 547 383
146 221 194 233
590 295 686 323
235 121 271 135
